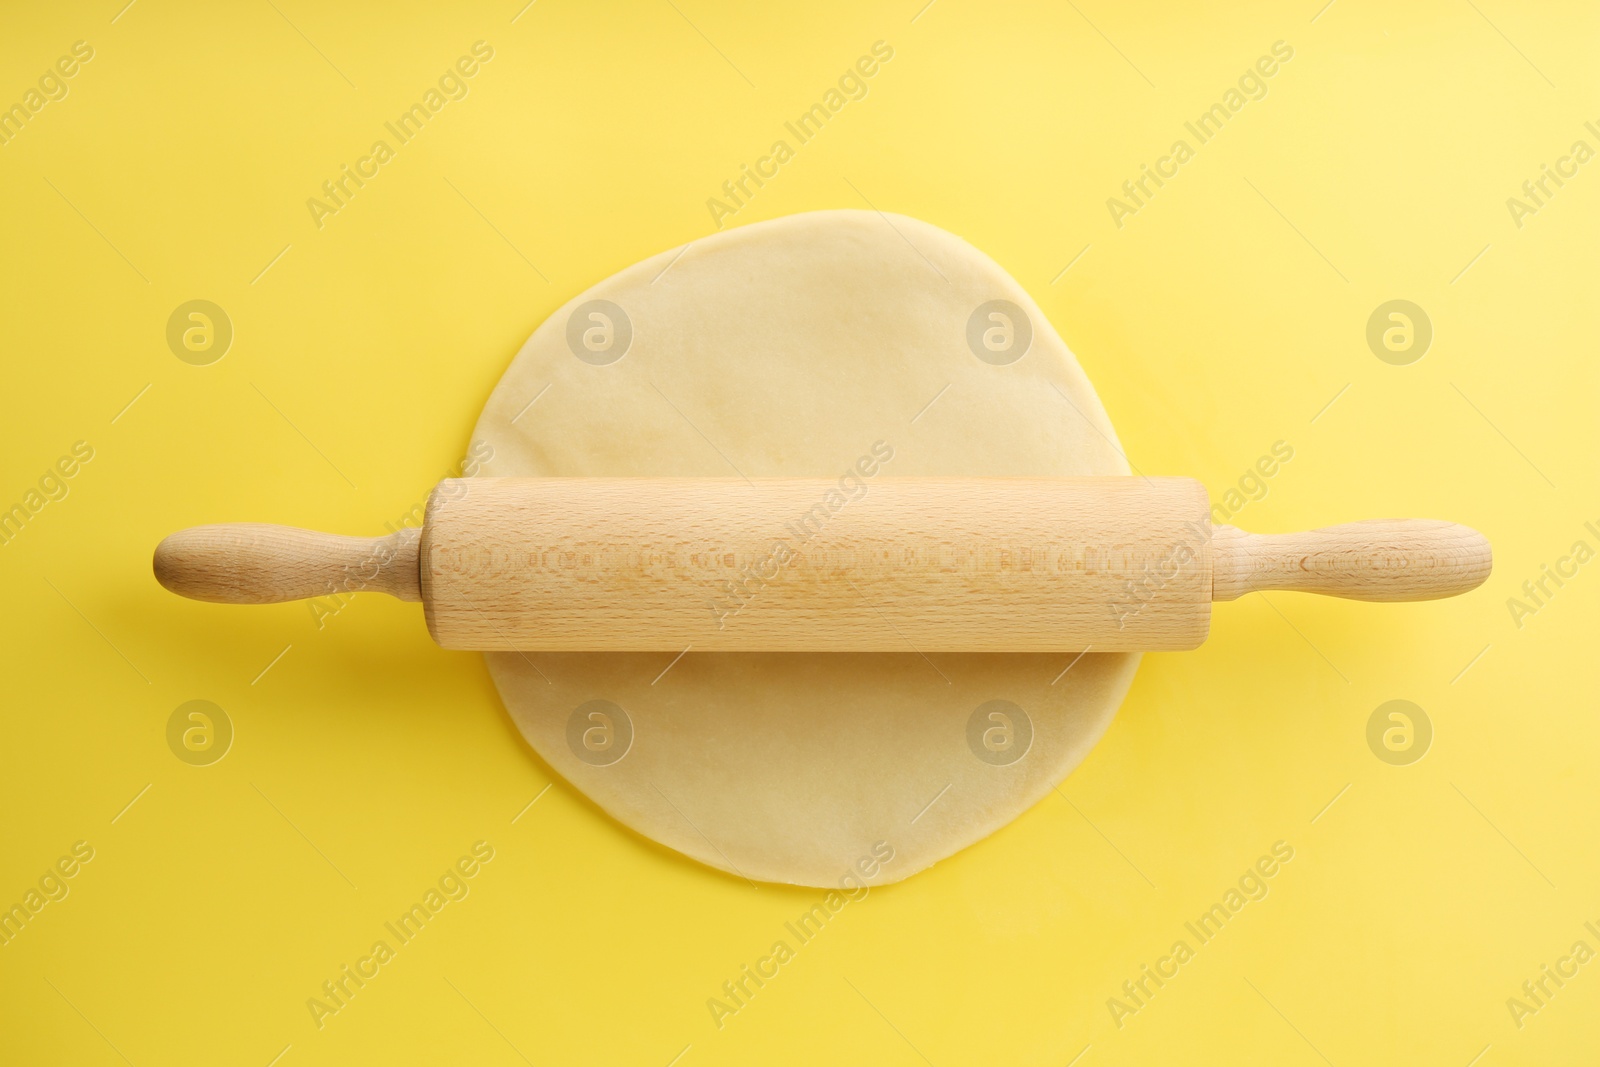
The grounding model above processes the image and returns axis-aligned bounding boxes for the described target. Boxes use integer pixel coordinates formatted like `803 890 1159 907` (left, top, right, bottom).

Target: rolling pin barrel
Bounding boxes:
152 477 1492 652
421 476 1217 652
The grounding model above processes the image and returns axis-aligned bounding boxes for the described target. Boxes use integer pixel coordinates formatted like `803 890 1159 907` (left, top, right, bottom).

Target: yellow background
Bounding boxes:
2 0 1597 1063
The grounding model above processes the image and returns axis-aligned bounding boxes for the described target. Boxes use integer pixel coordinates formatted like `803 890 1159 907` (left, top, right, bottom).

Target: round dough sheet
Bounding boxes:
473 209 1139 887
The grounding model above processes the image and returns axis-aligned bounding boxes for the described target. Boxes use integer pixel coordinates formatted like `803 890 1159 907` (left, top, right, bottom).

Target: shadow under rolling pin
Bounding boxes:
153 476 1491 653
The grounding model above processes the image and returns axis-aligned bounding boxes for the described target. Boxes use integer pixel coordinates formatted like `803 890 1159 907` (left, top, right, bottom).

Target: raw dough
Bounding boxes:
472 210 1139 887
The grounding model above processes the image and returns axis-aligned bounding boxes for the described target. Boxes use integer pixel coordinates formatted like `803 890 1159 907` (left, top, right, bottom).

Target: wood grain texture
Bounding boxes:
1210 519 1492 602
419 476 1217 652
153 524 421 604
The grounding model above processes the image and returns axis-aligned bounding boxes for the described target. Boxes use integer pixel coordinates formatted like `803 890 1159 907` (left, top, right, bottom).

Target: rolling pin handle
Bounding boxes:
153 524 422 605
1211 519 1491 603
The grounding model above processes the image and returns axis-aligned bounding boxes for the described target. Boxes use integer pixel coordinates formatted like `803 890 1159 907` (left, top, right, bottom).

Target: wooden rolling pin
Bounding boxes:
153 477 1491 652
